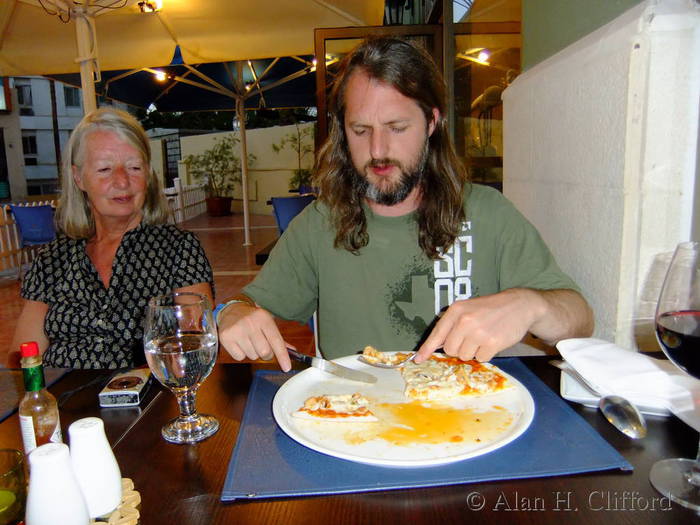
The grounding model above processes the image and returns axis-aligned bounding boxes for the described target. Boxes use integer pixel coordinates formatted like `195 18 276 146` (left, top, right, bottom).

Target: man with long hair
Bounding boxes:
217 37 593 371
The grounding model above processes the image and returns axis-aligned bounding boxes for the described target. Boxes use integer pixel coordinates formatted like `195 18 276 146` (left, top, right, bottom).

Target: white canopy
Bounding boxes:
0 0 383 244
0 0 383 74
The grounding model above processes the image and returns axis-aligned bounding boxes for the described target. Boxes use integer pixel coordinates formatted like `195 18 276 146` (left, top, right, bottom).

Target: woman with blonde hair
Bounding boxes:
12 108 214 369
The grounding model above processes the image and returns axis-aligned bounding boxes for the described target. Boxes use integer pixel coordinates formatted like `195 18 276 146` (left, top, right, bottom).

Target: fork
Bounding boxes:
357 352 417 369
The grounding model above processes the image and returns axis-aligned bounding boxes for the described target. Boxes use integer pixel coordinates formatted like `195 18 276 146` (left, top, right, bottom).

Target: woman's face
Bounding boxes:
73 129 147 226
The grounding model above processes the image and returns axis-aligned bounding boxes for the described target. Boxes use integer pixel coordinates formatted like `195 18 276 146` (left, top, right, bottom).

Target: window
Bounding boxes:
15 81 33 116
164 136 182 187
64 85 81 108
453 22 521 190
27 180 58 195
0 77 10 113
22 133 36 155
16 83 31 106
22 131 38 166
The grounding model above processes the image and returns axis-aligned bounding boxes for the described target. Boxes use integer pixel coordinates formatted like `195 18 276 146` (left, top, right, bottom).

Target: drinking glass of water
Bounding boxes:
144 292 219 444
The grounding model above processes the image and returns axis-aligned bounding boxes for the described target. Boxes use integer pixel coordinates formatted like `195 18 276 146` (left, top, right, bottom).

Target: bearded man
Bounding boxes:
216 37 593 371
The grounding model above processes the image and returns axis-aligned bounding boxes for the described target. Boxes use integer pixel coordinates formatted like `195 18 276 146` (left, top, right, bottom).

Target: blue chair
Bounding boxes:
10 204 56 279
270 195 315 234
298 184 318 195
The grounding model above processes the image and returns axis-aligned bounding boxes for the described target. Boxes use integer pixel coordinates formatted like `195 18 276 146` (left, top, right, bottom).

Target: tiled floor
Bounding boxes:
0 212 314 367
182 212 278 299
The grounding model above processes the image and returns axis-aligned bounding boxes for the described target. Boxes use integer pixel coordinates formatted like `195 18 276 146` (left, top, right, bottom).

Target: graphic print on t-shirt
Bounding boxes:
386 255 433 338
434 221 473 314
386 221 474 342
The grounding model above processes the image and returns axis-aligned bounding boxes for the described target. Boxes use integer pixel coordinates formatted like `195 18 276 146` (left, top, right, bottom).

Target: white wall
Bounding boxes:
9 76 130 192
503 0 699 351
176 122 315 215
17 77 83 183
0 89 26 199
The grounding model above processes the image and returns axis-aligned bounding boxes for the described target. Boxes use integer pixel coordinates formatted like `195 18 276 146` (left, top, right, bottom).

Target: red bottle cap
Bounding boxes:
20 342 40 358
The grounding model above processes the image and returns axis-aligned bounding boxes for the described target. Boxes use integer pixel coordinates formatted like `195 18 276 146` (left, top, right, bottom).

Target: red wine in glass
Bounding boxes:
650 241 700 511
655 310 700 379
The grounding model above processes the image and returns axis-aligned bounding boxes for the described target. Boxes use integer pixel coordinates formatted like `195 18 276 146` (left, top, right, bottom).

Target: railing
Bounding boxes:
165 178 206 224
0 181 206 276
0 200 56 275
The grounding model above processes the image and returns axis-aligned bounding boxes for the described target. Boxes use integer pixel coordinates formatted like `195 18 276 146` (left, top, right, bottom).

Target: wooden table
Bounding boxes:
1 357 696 524
255 238 277 265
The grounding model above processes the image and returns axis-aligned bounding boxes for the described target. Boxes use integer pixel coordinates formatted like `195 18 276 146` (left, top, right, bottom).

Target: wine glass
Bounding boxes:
650 241 700 510
144 292 219 444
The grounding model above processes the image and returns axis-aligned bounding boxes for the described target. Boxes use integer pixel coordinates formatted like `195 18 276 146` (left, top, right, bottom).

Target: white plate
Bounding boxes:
559 369 671 417
272 354 535 467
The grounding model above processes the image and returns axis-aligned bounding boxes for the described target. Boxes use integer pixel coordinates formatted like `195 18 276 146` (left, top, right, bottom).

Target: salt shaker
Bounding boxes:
25 443 89 525
69 417 122 519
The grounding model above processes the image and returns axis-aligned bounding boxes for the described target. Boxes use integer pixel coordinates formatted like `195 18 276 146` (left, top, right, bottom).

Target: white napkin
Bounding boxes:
556 338 700 429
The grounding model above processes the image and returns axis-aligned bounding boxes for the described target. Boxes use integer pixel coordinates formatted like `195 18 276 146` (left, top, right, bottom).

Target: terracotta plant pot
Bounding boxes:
205 196 233 217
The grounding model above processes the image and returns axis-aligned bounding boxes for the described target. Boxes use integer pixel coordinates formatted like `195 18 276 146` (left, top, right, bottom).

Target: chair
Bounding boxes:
270 195 315 235
9 204 56 280
297 184 318 195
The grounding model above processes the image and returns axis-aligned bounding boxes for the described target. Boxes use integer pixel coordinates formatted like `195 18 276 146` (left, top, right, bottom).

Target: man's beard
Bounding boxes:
352 138 429 206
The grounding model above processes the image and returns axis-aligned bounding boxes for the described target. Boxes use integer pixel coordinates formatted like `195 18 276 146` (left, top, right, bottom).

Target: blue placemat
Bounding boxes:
221 358 632 501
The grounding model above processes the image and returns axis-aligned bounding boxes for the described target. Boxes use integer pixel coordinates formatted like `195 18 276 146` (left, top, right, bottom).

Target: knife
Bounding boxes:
287 348 377 384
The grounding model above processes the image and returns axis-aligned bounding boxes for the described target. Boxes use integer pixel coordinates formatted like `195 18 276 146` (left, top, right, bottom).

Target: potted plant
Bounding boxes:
271 122 315 192
183 134 255 216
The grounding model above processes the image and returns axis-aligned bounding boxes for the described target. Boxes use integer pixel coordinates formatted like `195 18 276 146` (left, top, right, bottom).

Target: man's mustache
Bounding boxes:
365 158 401 170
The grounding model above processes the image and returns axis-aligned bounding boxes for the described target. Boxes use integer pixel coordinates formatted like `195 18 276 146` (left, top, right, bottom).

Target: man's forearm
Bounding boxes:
527 288 594 344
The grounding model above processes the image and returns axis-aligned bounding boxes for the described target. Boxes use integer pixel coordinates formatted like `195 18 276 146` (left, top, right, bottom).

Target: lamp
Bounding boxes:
458 48 490 67
138 0 162 13
477 50 490 62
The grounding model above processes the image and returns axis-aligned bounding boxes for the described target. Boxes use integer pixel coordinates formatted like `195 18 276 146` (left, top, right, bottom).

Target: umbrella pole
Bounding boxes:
74 7 98 114
236 99 252 246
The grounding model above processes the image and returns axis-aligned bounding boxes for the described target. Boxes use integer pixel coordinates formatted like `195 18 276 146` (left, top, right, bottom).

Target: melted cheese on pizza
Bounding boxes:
402 355 510 401
293 393 378 421
401 358 464 400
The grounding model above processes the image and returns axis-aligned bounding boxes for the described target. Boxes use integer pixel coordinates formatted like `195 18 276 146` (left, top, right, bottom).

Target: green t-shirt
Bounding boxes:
244 184 579 359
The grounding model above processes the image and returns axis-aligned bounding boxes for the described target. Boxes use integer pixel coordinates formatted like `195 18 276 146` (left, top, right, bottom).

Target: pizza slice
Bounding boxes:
400 358 464 401
293 393 378 422
401 355 512 401
453 359 511 395
361 345 412 366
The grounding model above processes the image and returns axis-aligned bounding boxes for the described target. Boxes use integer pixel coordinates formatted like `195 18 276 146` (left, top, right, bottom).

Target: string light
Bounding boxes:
138 0 162 14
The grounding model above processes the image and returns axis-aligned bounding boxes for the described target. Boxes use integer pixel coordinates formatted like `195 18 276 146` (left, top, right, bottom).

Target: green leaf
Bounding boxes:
184 134 255 197
270 123 316 189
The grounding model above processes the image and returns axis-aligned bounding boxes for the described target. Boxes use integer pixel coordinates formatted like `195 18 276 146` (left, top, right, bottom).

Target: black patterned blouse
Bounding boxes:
21 223 214 369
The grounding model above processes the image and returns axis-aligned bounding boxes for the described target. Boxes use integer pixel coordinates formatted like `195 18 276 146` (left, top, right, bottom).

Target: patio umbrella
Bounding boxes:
49 50 320 246
49 52 318 112
0 0 384 244
0 0 384 112
60 51 320 245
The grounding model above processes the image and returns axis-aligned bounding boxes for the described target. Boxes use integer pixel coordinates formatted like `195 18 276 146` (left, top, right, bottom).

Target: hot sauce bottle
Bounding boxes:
18 341 62 454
